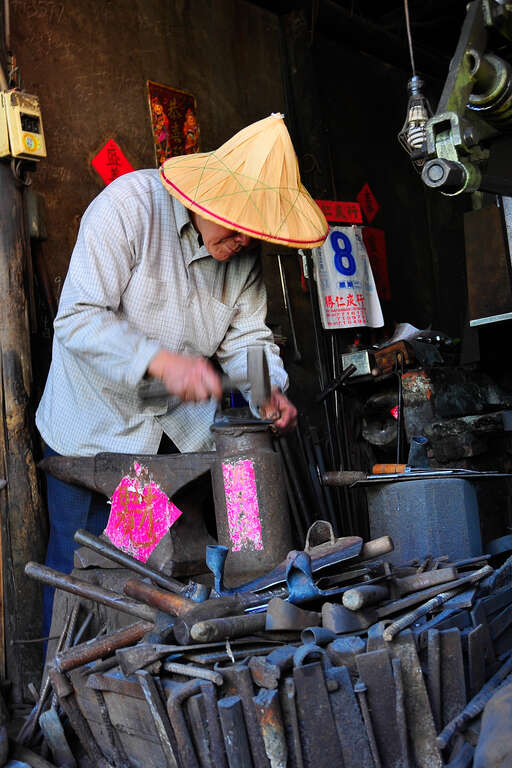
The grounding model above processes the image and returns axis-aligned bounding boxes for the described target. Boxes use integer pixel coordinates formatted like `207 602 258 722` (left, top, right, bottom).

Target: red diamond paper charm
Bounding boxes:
357 182 380 223
92 139 134 185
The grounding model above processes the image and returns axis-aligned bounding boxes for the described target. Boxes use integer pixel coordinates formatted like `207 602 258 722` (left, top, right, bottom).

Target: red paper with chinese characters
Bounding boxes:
92 139 134 185
315 200 363 224
357 183 380 223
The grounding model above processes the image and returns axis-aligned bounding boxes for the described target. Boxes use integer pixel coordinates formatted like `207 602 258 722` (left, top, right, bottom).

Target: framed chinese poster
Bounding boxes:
147 81 200 166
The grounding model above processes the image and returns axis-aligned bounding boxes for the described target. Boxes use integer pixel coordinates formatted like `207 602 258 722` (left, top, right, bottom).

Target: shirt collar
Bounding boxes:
173 197 209 266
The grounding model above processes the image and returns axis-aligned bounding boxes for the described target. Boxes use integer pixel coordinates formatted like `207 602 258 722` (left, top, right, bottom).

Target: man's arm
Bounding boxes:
54 191 221 401
215 257 297 432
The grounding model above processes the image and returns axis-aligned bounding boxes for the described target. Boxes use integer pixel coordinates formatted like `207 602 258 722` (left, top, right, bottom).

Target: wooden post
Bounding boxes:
0 161 47 705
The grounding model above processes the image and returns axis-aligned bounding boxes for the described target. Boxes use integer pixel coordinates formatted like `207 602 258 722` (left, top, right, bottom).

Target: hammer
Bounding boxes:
139 345 272 414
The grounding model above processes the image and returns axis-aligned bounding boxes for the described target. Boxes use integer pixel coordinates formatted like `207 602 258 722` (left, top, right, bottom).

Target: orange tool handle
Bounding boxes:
372 464 407 475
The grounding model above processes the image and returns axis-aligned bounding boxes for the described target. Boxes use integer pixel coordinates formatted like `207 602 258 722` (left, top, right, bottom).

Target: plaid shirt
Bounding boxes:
36 169 288 455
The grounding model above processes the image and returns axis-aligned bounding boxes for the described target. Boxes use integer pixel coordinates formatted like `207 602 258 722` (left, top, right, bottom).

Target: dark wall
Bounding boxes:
11 0 286 287
276 10 471 342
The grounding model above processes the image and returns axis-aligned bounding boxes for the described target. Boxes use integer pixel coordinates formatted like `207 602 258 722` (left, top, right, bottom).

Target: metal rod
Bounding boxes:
277 253 301 363
74 529 208 602
25 563 157 623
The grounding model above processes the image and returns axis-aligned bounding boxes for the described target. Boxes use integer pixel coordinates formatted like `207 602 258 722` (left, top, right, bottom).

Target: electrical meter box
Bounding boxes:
4 90 46 160
0 93 9 157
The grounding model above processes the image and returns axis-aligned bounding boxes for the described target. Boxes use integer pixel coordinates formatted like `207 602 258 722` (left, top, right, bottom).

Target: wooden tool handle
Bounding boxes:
321 471 367 486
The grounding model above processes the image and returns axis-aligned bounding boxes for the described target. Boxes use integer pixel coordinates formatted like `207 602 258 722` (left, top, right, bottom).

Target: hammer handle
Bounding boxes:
25 562 157 623
55 621 152 673
321 471 367 486
124 578 195 617
74 529 205 600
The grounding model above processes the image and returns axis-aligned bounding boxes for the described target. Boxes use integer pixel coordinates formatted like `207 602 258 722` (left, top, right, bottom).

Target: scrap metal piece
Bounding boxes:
207 536 363 597
265 598 320 631
446 743 475 767
427 629 442 732
184 687 227 768
393 567 458 596
300 627 336 646
326 666 374 768
90 688 130 768
137 669 179 768
392 657 410 768
186 644 281 666
293 643 331 670
293 661 341 768
322 602 377 633
216 661 269 767
116 644 178 677
124 577 196 617
279 678 303 768
249 646 296 689
39 708 77 768
356 649 402 768
383 588 461 642
470 599 497 670
354 681 381 768
253 688 287 768
440 628 467 728
172 594 257 645
86 671 144 700
218 696 253 768
414 607 471 649
165 681 202 768
74 529 209 601
47 666 112 768
25 563 157 623
388 630 442 768
162 662 223 686
55 621 153 673
190 613 266 643
437 654 512 750
342 584 390 611
186 693 212 768
378 565 493 619
326 636 366 679
467 624 486 698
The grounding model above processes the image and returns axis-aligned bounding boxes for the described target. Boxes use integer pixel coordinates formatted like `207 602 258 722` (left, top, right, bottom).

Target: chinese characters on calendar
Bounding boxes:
312 225 384 329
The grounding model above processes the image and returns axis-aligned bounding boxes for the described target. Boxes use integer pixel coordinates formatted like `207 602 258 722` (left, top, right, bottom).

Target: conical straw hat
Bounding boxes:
160 113 328 249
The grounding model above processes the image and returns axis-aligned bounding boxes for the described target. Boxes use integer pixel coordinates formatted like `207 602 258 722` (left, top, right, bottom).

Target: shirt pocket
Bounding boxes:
200 296 237 357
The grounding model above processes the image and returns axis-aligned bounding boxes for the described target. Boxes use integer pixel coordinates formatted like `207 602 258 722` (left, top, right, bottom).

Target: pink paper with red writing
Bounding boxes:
222 459 262 551
105 462 182 562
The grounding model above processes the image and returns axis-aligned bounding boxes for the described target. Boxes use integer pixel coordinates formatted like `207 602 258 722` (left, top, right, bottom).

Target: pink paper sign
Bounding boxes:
222 459 262 552
105 462 182 562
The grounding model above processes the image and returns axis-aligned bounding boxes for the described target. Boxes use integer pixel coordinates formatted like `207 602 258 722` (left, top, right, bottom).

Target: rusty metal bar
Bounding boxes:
25 563 157 623
55 621 152 673
74 529 209 602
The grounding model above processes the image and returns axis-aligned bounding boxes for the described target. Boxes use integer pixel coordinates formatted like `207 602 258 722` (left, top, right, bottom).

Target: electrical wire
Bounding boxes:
403 0 416 76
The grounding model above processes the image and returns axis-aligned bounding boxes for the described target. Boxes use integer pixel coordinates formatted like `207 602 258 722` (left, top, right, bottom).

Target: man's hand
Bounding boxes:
147 350 223 402
259 388 298 434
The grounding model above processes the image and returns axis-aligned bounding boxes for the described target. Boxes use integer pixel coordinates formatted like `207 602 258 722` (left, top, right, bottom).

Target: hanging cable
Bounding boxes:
397 0 432 168
403 0 416 77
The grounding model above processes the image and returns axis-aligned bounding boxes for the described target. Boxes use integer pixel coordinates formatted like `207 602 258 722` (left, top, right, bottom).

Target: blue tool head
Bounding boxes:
206 544 230 595
285 550 322 604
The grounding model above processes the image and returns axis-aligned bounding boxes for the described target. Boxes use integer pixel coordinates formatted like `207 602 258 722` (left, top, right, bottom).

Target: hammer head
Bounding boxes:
247 346 271 412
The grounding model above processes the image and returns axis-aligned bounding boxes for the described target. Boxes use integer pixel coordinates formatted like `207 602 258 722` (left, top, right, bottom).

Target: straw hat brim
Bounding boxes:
160 155 327 249
160 112 329 250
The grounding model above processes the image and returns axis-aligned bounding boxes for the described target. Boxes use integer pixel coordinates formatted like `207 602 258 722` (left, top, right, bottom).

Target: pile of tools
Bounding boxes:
19 524 512 768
